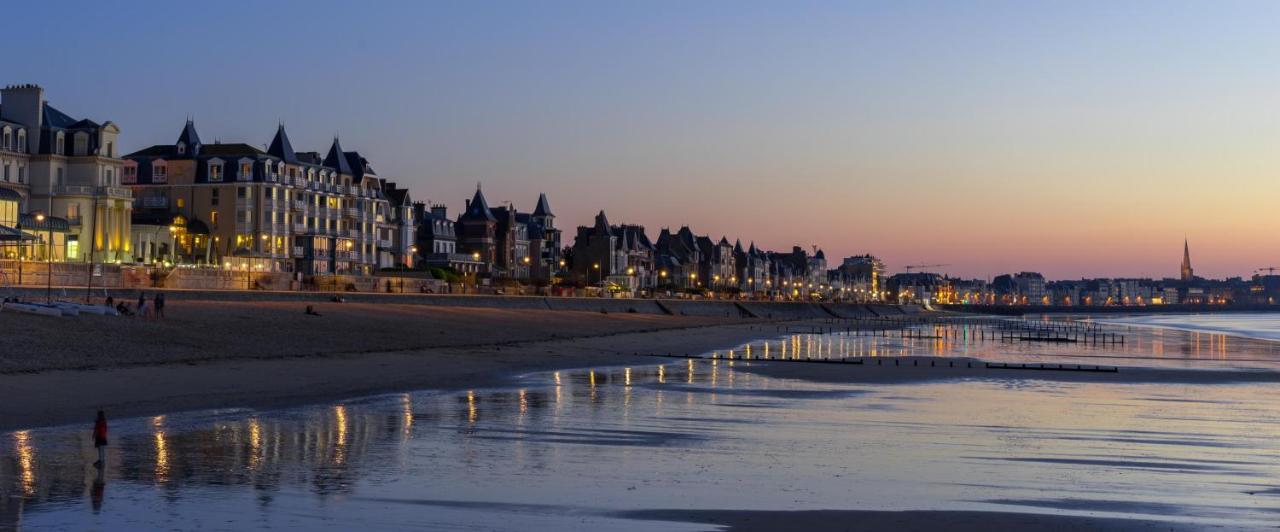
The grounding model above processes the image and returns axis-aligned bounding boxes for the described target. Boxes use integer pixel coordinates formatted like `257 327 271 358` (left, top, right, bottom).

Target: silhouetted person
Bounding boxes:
93 410 108 468
137 292 148 317
154 293 166 318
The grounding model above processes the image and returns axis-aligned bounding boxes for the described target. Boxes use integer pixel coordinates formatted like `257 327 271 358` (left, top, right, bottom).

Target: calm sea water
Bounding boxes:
2 314 1279 530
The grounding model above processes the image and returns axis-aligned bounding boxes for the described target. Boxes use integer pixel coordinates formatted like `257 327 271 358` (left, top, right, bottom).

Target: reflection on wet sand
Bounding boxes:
0 346 1278 530
708 317 1280 369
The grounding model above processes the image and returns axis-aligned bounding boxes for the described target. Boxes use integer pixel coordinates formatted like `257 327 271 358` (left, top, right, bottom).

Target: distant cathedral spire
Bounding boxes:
1181 238 1194 281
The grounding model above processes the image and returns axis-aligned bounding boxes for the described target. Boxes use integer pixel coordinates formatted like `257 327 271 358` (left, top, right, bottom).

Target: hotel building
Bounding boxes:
125 122 397 274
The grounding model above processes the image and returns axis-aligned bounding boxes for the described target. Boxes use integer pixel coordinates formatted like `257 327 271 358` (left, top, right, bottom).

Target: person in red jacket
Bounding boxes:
93 410 108 467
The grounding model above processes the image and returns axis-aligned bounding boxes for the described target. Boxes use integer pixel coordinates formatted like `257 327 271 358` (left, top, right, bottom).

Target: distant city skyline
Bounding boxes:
8 0 1280 279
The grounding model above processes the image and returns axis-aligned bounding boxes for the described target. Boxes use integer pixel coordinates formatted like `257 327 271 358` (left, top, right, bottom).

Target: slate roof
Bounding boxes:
533 193 553 217
323 138 353 174
267 125 298 164
176 119 202 147
459 187 496 222
41 103 78 128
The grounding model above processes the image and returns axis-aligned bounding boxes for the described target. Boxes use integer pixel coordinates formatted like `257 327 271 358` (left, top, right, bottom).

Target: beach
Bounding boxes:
4 304 1280 530
0 299 782 430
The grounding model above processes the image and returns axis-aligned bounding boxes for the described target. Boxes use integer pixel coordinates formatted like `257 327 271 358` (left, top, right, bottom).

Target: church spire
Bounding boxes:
1181 238 1194 281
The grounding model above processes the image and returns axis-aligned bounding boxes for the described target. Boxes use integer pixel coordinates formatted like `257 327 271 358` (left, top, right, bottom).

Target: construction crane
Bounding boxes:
903 263 950 273
1256 267 1280 276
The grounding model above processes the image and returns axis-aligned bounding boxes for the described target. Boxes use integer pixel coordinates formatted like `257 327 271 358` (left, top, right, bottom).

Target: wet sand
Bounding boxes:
0 300 779 430
618 509 1202 531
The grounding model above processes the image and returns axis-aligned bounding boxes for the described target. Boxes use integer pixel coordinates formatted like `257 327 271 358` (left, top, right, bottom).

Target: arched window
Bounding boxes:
1 127 10 150
177 141 186 155
152 160 168 183
16 129 25 152
55 132 65 155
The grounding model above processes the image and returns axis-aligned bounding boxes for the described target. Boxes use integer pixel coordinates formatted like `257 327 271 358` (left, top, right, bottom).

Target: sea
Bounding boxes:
1 313 1278 530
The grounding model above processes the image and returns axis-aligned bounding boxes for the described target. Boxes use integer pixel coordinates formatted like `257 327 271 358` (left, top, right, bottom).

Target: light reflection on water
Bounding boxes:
710 317 1280 369
0 358 1277 530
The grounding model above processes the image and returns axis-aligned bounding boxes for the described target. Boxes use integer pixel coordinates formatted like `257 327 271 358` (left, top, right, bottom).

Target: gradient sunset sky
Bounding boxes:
8 1 1279 279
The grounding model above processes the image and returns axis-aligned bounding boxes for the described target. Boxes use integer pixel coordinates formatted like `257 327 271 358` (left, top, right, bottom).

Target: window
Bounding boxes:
56 167 64 185
105 169 114 186
67 203 80 222
237 186 248 198
17 165 24 184
211 210 219 225
66 237 79 260
152 161 167 183
2 128 9 150
106 142 113 157
240 162 252 181
211 189 219 206
73 132 88 156
2 163 9 182
209 161 224 181
17 130 25 152
122 165 137 184
55 133 65 155
177 142 186 155
176 198 185 209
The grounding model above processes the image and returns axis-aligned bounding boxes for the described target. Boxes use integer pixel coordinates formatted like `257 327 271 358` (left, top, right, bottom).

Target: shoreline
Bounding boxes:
0 317 789 431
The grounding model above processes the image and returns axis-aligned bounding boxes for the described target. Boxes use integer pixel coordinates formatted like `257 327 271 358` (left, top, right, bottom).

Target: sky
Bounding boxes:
6 1 1280 280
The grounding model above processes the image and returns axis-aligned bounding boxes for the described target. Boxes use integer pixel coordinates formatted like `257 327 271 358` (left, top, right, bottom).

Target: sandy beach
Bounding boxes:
0 299 782 430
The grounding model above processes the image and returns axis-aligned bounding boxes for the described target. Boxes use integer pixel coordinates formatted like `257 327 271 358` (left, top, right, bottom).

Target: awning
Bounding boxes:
0 224 36 242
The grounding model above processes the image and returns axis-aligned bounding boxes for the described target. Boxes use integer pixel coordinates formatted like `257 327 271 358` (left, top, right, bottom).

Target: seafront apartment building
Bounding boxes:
0 84 133 263
125 122 406 274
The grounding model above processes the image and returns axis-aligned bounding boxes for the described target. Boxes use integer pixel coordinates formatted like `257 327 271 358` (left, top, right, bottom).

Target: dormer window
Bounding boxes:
16 130 25 152
55 132 65 155
208 158 224 182
152 160 168 183
2 127 10 150
177 142 187 155
122 164 138 184
73 132 88 156
238 159 253 181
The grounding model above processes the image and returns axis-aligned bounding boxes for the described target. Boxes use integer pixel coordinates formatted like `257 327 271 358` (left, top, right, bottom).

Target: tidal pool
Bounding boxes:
2 352 1278 530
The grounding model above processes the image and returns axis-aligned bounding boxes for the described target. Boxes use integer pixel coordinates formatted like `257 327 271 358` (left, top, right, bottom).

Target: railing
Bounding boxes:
293 223 308 233
292 200 306 210
53 185 132 199
66 216 82 226
344 207 358 217
293 246 305 258
273 223 290 233
235 198 252 209
378 239 393 249
336 184 346 194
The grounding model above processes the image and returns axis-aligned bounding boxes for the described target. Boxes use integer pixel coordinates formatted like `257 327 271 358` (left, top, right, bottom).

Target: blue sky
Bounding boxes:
8 1 1280 278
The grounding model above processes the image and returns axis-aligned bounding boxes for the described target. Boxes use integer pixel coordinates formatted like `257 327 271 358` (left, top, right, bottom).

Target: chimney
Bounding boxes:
0 84 45 152
431 203 448 218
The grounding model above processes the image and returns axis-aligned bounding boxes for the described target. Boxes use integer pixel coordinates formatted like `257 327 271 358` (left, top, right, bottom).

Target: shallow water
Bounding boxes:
720 314 1280 370
2 314 1279 530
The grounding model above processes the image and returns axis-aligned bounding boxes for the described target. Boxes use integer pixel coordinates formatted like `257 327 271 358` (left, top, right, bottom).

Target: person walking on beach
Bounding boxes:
93 410 108 467
154 292 166 318
137 292 149 318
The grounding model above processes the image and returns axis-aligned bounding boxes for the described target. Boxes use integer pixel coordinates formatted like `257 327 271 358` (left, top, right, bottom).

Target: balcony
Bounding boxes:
293 223 308 233
344 207 358 217
53 185 132 199
273 223 290 233
235 198 252 209
346 229 359 238
336 184 346 194
293 246 305 258
292 200 306 211
378 239 393 249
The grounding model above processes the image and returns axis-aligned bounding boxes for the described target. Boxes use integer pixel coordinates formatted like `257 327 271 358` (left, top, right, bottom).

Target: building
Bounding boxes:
456 185 497 272
1 84 132 263
125 122 392 274
413 202 483 275
491 203 531 278
523 193 561 281
654 227 702 289
570 210 655 292
381 182 415 268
